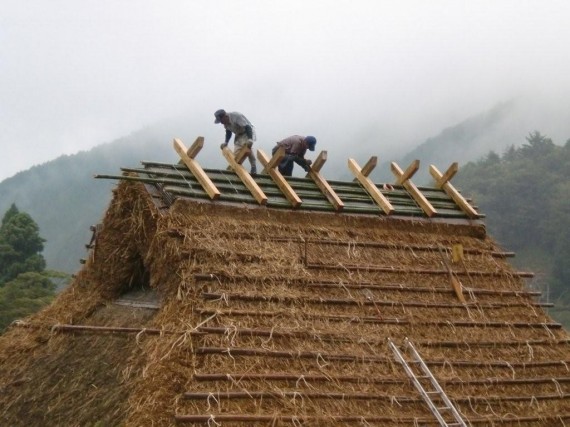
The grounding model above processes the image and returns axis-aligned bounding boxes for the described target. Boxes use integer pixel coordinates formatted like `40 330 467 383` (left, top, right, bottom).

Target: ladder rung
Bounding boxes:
436 406 450 411
425 391 440 395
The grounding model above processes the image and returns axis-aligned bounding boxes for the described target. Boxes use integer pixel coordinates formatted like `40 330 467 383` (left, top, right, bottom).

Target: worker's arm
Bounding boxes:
293 156 312 172
225 129 232 143
244 125 253 140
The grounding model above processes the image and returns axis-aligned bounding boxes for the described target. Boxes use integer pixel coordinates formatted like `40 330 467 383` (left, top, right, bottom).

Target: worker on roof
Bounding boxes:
214 109 257 175
272 135 317 177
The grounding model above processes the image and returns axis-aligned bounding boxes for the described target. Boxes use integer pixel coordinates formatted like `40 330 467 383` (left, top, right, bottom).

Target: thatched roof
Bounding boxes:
1 158 569 426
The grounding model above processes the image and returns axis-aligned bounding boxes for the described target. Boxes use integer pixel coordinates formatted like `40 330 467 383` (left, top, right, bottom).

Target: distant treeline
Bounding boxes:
455 131 570 310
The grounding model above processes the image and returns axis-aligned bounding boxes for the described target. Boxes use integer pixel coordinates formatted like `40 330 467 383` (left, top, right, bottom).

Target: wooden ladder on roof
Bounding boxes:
388 338 467 427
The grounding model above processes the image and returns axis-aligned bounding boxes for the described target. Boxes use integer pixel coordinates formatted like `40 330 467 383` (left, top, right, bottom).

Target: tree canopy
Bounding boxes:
0 204 64 331
455 131 570 304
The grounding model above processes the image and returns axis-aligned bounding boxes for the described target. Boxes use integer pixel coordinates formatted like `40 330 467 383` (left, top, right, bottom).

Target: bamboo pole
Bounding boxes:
196 346 570 367
193 372 570 385
175 414 570 424
201 291 550 309
197 309 562 328
193 274 540 297
305 262 535 278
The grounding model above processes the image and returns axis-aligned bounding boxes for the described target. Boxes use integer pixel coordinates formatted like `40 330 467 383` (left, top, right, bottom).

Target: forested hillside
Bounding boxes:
454 132 570 324
0 119 192 273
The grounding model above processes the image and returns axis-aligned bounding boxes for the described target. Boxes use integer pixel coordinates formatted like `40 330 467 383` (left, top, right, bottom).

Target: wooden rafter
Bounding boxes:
391 160 437 217
430 163 478 219
257 148 302 208
222 146 267 205
306 151 344 211
225 145 251 171
173 137 220 200
349 158 394 215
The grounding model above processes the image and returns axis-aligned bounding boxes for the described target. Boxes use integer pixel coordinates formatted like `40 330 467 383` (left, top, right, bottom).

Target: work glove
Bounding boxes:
305 159 312 166
245 139 254 148
220 142 228 150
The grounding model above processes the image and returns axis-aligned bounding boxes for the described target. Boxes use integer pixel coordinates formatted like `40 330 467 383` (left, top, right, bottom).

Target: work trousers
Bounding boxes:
234 133 257 172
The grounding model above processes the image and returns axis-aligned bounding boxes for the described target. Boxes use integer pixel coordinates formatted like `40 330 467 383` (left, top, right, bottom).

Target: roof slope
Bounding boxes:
1 169 569 426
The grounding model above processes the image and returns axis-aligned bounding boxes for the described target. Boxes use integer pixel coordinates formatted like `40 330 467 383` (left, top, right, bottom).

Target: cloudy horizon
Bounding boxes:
2 1 570 183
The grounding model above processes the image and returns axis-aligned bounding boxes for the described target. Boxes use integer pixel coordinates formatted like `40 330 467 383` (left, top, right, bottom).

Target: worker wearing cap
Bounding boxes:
214 109 257 175
272 135 317 177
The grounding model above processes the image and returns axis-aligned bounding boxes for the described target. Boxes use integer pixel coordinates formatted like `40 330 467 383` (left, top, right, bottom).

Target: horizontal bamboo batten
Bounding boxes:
195 346 570 368
174 413 570 424
193 372 570 386
200 292 550 309
198 309 562 328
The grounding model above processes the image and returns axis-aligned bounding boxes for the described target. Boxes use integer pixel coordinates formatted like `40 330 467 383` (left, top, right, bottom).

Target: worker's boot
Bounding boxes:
250 166 257 176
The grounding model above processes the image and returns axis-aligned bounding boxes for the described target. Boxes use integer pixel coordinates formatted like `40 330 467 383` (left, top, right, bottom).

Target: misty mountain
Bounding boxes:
0 116 207 274
369 101 517 185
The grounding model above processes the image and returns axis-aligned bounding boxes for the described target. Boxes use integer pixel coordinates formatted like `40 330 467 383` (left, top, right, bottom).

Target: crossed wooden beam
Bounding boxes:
173 137 478 218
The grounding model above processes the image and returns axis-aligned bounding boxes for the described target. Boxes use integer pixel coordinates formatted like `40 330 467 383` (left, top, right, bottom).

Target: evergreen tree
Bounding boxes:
0 205 46 284
455 132 570 304
0 205 64 332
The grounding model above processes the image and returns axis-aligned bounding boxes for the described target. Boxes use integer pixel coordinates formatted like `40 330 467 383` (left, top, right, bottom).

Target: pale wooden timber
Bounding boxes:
305 151 344 211
222 146 267 205
360 156 377 177
225 144 251 170
257 148 302 208
173 138 220 200
391 160 437 217
260 146 285 174
310 150 327 173
349 158 394 215
352 156 377 182
435 161 459 187
430 163 478 219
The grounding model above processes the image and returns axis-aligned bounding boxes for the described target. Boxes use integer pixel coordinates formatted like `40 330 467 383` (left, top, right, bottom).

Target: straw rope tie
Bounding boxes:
220 169 241 195
173 167 196 192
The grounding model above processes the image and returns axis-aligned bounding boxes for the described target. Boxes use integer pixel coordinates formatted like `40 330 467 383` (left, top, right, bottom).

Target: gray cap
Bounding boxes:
214 109 226 123
305 136 317 151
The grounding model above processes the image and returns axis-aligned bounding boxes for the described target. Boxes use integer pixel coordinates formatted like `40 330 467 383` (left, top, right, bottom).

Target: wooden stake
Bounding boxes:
348 158 394 215
430 163 478 218
438 245 466 303
306 151 344 211
391 160 437 217
257 148 302 208
222 146 267 205
173 137 220 200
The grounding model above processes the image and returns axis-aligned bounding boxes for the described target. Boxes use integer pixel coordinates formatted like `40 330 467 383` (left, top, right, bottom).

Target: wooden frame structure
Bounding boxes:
306 151 344 211
430 163 478 219
221 146 267 205
173 137 220 200
257 147 302 208
391 160 437 217
349 157 394 215
169 138 480 219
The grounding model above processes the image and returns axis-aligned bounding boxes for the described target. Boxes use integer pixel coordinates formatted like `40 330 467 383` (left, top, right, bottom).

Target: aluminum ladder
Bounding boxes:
388 338 467 427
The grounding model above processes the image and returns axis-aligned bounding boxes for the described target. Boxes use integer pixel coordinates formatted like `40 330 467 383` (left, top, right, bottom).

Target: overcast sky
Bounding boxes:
1 1 570 182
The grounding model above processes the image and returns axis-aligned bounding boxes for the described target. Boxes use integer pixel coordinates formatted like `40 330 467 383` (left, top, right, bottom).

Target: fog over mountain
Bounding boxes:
2 2 570 184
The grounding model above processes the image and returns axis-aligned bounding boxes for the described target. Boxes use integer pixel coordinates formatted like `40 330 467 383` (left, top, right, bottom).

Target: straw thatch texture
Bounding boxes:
1 178 569 426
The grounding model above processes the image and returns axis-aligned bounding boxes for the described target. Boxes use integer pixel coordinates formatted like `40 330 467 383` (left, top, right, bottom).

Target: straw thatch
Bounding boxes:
0 177 568 427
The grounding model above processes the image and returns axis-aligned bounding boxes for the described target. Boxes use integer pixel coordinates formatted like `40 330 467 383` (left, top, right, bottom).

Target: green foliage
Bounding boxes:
0 272 56 330
0 206 46 284
0 205 68 332
455 131 570 304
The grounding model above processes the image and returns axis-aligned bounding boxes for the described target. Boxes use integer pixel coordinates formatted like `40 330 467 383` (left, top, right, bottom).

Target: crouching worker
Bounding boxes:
271 135 317 177
214 109 257 175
